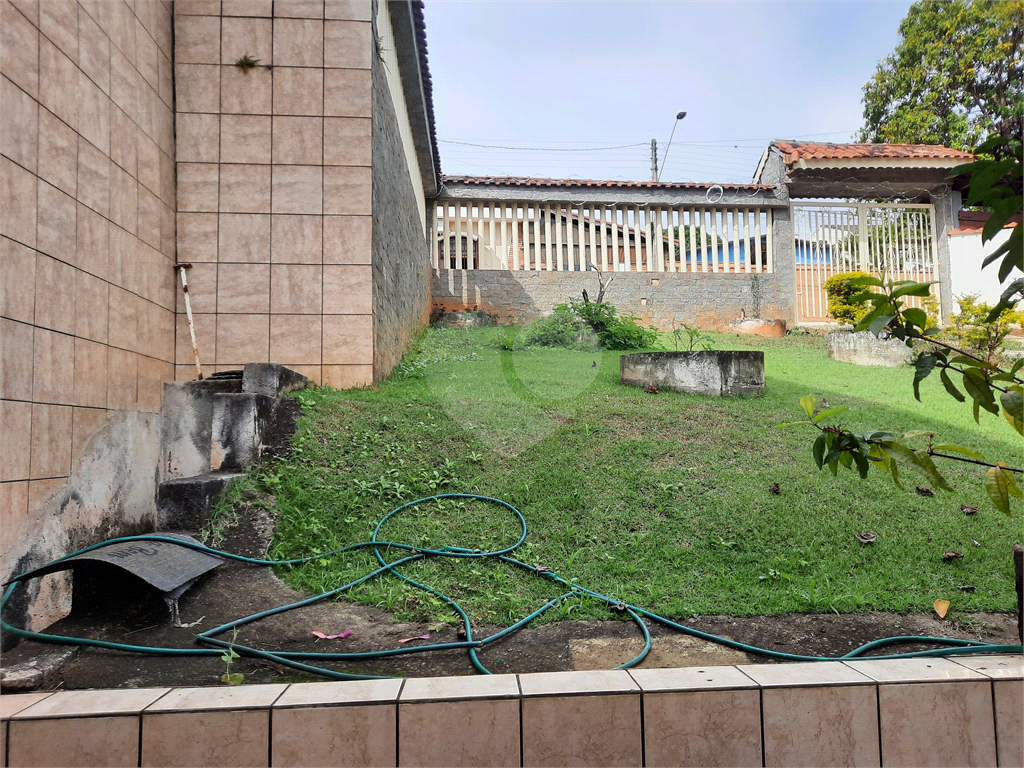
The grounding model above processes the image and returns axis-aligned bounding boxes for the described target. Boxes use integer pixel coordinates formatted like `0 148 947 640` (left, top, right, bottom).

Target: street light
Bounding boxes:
657 111 687 182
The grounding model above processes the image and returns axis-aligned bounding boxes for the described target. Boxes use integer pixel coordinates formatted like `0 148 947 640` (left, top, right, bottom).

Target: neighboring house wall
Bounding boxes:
0 0 177 639
948 227 1013 308
172 0 377 388
370 0 430 378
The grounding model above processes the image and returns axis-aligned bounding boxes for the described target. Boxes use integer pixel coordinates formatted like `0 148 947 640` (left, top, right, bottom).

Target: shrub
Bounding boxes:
941 294 1023 365
824 271 874 323
568 300 659 350
496 301 657 351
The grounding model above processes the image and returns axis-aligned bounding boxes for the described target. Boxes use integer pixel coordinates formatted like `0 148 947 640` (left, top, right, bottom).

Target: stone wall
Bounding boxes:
1 0 177 638
431 268 795 331
369 0 430 379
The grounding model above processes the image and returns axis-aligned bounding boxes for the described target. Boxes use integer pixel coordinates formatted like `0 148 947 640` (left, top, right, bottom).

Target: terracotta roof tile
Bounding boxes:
440 175 770 191
773 141 974 165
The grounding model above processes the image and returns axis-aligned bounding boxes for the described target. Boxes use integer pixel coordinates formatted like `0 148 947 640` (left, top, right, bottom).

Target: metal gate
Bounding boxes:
793 202 938 323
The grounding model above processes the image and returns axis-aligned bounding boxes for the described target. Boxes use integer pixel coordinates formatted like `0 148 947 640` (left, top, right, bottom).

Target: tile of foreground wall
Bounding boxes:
0 0 176 636
630 666 762 768
173 0 376 388
398 675 521 768
430 268 795 331
953 654 1024 767
0 692 53 768
845 657 998 768
740 661 880 768
6 687 169 768
519 670 643 768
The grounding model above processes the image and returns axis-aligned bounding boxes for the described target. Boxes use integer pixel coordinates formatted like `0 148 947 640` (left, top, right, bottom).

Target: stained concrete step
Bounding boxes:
157 472 246 531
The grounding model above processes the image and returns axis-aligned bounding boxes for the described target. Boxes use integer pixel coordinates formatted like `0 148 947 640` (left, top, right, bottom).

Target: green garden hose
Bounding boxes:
2 493 1019 681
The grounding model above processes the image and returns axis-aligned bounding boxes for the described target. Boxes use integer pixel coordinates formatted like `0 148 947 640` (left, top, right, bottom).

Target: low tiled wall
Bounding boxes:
1 656 1020 767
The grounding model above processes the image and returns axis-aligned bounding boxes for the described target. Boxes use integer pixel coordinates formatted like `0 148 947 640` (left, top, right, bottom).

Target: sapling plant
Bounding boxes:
220 627 244 685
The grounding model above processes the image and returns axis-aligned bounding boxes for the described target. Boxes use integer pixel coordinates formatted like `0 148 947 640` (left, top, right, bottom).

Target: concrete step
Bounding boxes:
157 472 246 531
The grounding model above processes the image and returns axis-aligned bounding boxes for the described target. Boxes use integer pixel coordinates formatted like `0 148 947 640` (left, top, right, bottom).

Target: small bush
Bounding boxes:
496 301 657 351
824 271 873 323
941 294 1023 365
568 300 659 350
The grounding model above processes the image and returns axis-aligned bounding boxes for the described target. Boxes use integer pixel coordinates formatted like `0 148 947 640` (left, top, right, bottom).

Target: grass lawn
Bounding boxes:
238 327 1022 627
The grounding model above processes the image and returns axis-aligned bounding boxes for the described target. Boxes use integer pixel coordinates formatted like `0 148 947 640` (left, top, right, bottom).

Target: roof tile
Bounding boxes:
773 141 974 165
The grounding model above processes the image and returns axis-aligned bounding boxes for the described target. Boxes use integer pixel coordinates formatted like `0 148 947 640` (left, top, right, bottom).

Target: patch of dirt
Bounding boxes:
4 500 1019 691
261 396 303 461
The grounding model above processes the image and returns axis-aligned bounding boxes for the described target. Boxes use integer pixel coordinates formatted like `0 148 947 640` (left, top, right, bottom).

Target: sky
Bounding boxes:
421 0 916 184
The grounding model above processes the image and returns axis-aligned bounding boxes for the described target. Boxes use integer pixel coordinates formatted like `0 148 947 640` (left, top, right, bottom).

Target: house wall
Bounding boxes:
949 228 1013 308
0 0 177 639
370 0 431 380
172 0 377 388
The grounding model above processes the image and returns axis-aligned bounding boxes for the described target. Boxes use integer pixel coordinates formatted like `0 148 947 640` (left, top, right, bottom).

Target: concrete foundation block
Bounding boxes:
157 472 246 531
620 351 765 396
161 379 242 480
211 393 276 472
827 331 913 367
242 363 308 398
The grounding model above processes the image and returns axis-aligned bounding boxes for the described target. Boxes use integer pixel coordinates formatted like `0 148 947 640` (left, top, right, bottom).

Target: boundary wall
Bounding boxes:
2 656 1020 767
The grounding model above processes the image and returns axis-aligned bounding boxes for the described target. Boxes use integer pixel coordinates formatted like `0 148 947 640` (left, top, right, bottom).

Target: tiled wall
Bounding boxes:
173 0 378 388
0 0 176 627
2 656 1020 767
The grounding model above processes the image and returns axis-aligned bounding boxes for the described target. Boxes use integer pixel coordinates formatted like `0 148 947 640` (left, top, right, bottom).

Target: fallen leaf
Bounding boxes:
855 533 877 544
646 384 659 394
916 486 935 497
398 634 431 643
768 483 781 495
933 599 950 619
942 551 964 561
961 504 979 515
312 630 352 641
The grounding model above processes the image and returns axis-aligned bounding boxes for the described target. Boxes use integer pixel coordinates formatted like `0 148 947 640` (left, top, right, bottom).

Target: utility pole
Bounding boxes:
650 139 658 181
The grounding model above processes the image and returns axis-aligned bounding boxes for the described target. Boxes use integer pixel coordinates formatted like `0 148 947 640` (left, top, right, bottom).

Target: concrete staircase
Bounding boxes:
158 363 307 530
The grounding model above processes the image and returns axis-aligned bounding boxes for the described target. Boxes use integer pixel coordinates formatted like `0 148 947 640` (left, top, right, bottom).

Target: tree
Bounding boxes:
858 0 1023 154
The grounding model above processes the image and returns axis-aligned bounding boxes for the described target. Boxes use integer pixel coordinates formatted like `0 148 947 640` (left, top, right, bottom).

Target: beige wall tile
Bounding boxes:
174 0 222 15
221 64 272 115
994 680 1023 767
176 112 220 163
31 328 74 404
38 107 78 196
175 312 216 368
644 689 761 767
223 0 273 17
271 264 322 314
877 681 995 768
273 17 323 67
108 286 141 352
221 114 272 164
321 364 371 388
522 694 641 768
324 68 370 117
74 270 109 344
324 20 371 69
217 263 270 313
323 166 370 215
109 47 136 123
108 224 141 295
33 255 76 335
277 0 325 19
322 314 371 365
77 139 111 217
1 75 39 172
137 186 163 249
270 314 321 365
106 346 137 410
176 163 219 212
8 716 138 768
271 214 322 264
78 8 110 94
1 0 40 99
109 165 139 234
272 67 323 116
219 213 271 263
30 402 72 477
175 13 220 64
324 117 371 166
176 262 218 314
76 203 110 279
36 183 78 262
71 405 108 468
323 215 371 264
39 37 79 131
73 337 108 408
175 63 220 113
39 0 77 63
272 165 323 215
137 355 170 412
0 481 30 549
325 1 372 21
216 313 269 364
286 364 321 383
220 163 272 213
0 317 34 399
78 70 111 155
142 710 269 768
0 156 38 248
763 685 879 767
110 123 137 185
399 699 519 768
323 264 371 314
0 400 32 480
272 704 393 768
137 133 162 198
107 1 136 64
0 236 37 323
272 116 323 165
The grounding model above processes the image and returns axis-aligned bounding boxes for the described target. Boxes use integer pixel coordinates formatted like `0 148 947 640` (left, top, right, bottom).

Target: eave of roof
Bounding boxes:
441 174 771 191
771 140 974 167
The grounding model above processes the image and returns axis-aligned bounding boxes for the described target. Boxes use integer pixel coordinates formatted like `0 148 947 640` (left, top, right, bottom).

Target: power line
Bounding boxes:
438 139 648 152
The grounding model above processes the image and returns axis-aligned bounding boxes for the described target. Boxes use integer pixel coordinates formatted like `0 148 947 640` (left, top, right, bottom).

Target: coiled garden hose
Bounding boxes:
2 494 1020 681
